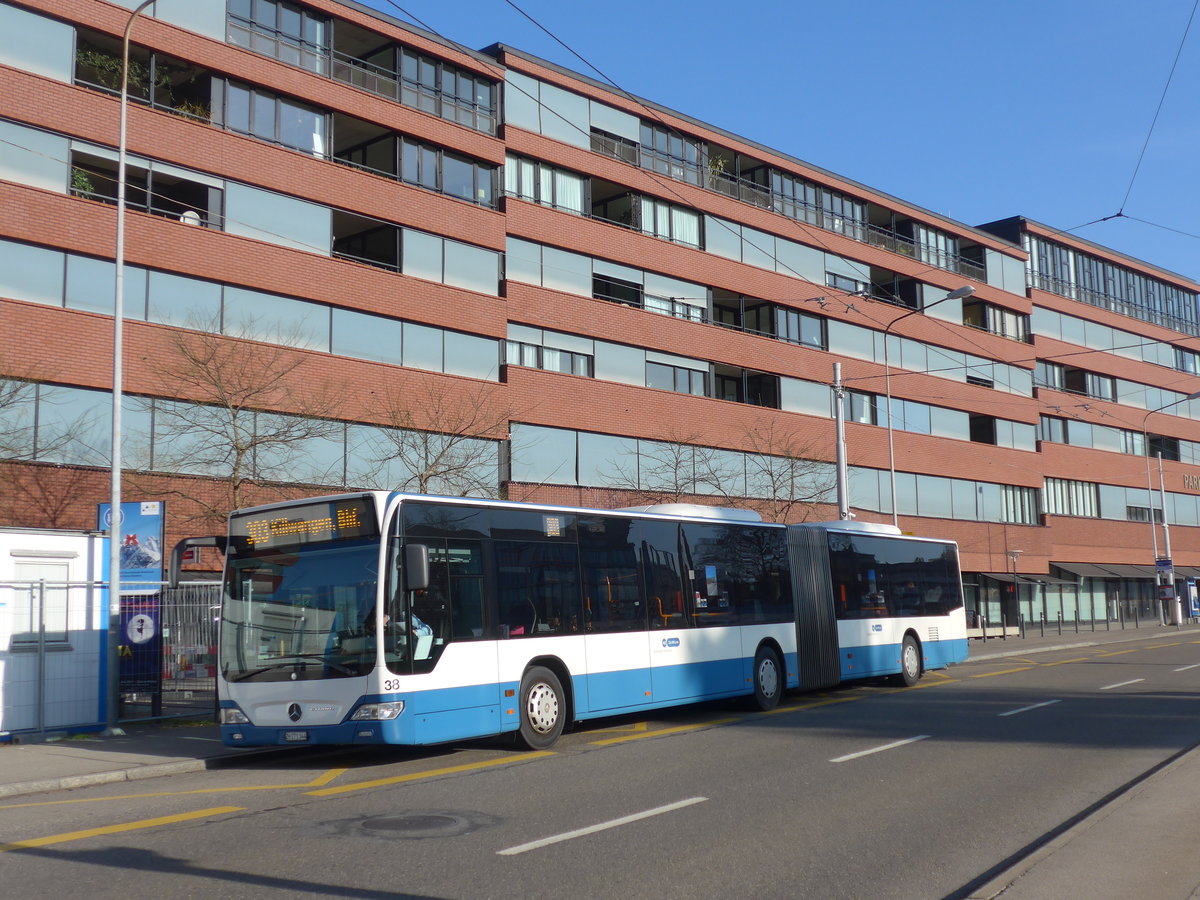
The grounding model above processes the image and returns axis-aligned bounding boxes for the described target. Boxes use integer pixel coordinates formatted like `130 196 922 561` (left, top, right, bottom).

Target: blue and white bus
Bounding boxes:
211 492 967 749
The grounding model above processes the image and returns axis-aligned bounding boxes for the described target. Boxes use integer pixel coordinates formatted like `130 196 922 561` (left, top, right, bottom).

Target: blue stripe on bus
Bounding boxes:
839 637 969 681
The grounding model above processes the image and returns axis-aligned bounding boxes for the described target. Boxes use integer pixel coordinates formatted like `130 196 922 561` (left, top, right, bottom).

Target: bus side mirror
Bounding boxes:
403 544 429 593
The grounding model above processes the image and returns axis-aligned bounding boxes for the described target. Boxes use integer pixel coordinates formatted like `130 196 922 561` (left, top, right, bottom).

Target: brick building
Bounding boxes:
2 0 1199 628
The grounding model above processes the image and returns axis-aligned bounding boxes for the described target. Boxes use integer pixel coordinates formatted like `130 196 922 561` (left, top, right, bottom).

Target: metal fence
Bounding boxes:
1 580 222 737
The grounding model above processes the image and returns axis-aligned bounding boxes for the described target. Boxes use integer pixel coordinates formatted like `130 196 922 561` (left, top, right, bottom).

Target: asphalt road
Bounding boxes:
4 634 1200 899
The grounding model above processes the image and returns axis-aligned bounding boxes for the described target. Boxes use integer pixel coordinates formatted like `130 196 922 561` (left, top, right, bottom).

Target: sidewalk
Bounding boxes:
3 625 1200 899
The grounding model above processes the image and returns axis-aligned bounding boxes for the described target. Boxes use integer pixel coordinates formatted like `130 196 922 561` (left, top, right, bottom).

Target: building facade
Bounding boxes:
1 0 1199 629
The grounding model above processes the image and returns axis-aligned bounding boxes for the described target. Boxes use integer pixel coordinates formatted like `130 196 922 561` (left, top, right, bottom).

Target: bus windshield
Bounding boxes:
220 539 380 682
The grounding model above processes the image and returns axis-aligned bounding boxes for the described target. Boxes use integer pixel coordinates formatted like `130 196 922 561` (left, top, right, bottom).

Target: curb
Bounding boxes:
963 742 1200 899
968 629 1196 662
0 745 312 801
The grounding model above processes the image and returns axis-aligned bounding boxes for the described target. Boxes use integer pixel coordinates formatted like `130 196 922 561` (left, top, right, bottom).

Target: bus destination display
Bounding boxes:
231 498 377 549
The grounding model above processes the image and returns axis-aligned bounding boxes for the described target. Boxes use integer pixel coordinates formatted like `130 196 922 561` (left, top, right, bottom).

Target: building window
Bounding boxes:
216 80 326 156
1044 477 1099 518
70 150 223 228
1034 361 1065 391
400 48 496 134
827 272 868 295
914 224 959 271
1002 485 1040 525
227 0 329 74
844 391 879 425
964 300 1030 341
505 341 593 377
590 128 639 164
74 31 212 122
646 362 707 396
639 123 703 185
639 197 701 247
775 308 827 349
504 155 585 215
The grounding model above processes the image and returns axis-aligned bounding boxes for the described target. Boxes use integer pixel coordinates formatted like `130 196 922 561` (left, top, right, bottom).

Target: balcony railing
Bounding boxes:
591 131 989 282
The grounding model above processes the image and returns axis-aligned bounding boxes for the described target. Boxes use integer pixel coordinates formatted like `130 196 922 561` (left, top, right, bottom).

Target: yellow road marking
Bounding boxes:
305 767 349 787
1097 648 1142 657
1038 656 1091 667
969 666 1033 679
587 721 649 734
590 718 740 746
0 806 245 853
0 767 353 811
768 696 860 714
305 752 554 796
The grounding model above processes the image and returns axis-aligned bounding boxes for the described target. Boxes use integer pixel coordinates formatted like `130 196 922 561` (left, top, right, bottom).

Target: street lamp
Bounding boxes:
1140 390 1200 625
106 0 157 736
884 285 976 527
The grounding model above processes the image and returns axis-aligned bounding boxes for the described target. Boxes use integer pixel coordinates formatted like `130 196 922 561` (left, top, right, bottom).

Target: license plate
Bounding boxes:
283 731 309 742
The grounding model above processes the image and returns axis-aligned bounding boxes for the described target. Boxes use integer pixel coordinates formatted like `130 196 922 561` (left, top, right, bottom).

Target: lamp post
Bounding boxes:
1140 390 1200 626
1007 549 1024 632
884 285 976 527
105 0 157 736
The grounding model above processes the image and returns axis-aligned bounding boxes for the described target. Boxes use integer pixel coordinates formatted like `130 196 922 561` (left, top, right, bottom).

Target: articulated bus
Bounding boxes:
211 492 967 749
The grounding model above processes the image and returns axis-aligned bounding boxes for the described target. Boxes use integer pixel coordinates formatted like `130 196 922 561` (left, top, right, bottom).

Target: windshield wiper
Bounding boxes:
229 655 356 682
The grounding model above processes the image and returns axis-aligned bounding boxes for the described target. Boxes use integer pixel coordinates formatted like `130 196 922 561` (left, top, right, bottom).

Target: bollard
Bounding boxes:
1001 612 1008 640
1074 607 1080 634
1040 612 1045 637
1019 613 1026 639
1057 611 1063 635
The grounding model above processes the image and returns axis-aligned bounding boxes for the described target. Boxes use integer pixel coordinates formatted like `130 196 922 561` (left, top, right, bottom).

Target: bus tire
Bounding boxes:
752 645 783 711
518 666 565 750
894 634 921 687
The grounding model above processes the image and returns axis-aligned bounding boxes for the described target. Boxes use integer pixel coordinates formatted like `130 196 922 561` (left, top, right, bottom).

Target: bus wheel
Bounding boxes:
752 646 783 711
518 666 565 750
894 635 921 687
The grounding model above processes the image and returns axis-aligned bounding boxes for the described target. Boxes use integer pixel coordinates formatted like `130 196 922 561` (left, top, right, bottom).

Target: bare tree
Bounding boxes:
742 420 837 523
353 380 514 497
136 325 341 525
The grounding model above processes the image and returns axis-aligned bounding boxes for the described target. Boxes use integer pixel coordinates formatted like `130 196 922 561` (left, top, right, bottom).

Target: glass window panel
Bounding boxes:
444 332 498 380
505 237 541 285
332 307 402 363
0 379 36 459
593 341 645 386
0 240 63 306
578 431 639 488
224 183 331 255
441 154 475 202
443 241 499 295
951 479 978 520
401 228 445 283
703 215 741 260
847 466 883 513
554 169 584 213
251 91 275 139
540 246 592 296
223 286 329 349
402 322 443 372
146 270 221 328
256 416 345 485
36 385 111 466
279 100 324 156
509 423 577 485
916 474 953 518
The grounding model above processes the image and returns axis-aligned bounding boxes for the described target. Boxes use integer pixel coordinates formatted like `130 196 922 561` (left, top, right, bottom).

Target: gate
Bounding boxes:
156 582 221 719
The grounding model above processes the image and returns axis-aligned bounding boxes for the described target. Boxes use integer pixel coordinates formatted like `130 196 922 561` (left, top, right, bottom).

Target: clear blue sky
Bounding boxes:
360 0 1199 283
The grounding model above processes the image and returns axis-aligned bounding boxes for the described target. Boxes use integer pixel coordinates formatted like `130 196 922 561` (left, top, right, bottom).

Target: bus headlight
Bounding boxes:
351 701 405 721
220 708 251 725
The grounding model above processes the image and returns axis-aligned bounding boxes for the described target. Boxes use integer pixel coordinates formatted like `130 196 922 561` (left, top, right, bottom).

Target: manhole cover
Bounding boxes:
345 810 497 840
363 814 462 834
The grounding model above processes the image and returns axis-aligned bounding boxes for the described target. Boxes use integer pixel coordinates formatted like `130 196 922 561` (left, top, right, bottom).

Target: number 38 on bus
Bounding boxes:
201 492 968 750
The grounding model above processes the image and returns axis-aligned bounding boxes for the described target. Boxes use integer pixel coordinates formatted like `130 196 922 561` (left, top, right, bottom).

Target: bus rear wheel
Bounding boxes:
752 646 783 711
518 666 565 750
893 634 921 687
